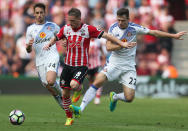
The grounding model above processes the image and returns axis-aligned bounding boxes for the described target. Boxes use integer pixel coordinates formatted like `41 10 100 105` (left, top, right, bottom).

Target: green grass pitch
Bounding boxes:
0 95 188 131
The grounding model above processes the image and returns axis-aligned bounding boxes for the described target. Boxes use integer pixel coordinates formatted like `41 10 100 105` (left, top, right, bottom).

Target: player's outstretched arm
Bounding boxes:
43 36 57 50
26 39 34 53
102 32 137 48
148 30 187 39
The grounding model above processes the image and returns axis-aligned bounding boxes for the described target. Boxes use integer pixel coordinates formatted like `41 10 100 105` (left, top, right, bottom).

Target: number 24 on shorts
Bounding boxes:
48 63 56 68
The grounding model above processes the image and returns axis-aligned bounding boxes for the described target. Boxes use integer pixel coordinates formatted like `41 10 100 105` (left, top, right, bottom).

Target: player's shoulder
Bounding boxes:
45 21 59 27
128 22 149 33
26 23 37 33
128 22 143 29
26 23 35 30
109 22 119 32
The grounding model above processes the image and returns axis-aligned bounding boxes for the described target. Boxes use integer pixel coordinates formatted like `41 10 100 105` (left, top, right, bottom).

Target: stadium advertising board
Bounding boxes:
136 76 188 98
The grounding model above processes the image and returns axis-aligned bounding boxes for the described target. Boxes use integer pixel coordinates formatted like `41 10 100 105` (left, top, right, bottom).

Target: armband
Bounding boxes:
98 31 104 39
55 35 59 41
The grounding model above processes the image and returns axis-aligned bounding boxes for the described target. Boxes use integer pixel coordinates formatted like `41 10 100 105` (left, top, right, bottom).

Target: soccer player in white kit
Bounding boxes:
70 8 187 117
25 3 63 109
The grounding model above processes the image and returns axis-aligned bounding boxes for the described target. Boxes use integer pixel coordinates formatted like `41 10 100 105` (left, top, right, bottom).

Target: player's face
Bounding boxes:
67 15 81 29
117 15 129 29
34 7 45 24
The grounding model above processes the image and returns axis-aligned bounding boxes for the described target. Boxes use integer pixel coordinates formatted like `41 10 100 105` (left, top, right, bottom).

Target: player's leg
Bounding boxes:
70 72 107 118
71 63 119 113
71 84 83 103
36 65 63 109
46 70 63 108
94 87 103 104
59 65 74 125
110 85 135 112
70 66 88 103
70 64 120 117
109 70 136 112
88 67 103 104
46 62 63 108
62 88 74 126
80 72 107 111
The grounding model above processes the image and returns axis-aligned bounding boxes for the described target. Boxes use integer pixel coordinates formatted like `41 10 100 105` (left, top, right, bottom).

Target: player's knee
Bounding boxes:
70 81 79 89
126 96 134 103
47 79 55 86
93 75 106 87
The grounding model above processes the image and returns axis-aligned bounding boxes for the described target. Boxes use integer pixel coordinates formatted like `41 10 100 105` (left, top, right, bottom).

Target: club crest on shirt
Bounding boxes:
80 29 85 36
121 38 127 42
39 32 46 38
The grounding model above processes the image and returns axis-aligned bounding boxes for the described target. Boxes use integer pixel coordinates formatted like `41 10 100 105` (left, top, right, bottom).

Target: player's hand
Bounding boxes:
43 43 51 50
124 42 137 49
28 38 34 46
174 31 187 40
61 38 67 47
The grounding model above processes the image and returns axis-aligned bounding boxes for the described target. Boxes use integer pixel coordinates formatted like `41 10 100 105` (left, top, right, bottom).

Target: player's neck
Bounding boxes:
35 20 45 25
120 25 128 30
72 23 83 32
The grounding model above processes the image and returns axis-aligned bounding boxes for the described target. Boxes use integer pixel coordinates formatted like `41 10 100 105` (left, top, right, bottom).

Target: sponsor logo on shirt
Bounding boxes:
35 37 51 44
115 34 119 37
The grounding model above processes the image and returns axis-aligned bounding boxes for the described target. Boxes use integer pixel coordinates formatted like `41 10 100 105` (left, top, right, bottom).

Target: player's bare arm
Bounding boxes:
106 40 122 51
26 38 34 53
102 32 137 48
148 30 187 39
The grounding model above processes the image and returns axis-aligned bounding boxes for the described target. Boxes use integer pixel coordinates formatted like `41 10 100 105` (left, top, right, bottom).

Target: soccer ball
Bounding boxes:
9 109 25 125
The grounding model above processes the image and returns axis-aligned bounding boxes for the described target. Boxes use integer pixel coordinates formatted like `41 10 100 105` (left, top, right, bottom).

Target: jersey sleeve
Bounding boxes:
56 26 65 40
54 24 60 35
108 27 115 36
88 25 104 39
25 27 32 45
135 25 150 35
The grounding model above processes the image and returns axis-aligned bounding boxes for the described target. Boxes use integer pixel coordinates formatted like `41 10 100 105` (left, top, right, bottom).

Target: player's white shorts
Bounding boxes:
101 63 136 90
36 60 59 85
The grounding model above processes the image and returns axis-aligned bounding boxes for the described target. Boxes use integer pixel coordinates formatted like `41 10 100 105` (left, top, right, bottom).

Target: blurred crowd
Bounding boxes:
0 0 187 78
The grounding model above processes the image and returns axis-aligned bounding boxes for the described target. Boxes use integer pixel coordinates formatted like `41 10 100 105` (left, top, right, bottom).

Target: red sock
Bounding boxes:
62 96 72 118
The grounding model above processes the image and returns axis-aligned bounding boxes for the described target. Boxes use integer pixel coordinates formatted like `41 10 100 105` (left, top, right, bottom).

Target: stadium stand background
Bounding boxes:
0 0 188 96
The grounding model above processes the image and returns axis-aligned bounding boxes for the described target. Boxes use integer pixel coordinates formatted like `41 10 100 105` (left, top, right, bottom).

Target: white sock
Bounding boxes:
51 82 63 97
113 92 127 102
51 82 63 109
53 95 64 109
80 85 98 112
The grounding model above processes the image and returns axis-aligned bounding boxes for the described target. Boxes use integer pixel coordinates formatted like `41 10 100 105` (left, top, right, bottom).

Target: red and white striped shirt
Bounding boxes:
57 23 103 66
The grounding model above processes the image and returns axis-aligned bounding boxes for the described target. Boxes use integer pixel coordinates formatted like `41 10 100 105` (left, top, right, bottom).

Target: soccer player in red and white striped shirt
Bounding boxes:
43 8 136 126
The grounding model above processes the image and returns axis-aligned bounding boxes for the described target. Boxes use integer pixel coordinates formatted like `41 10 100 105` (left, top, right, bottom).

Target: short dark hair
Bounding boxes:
68 8 81 18
117 8 129 18
33 3 46 12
